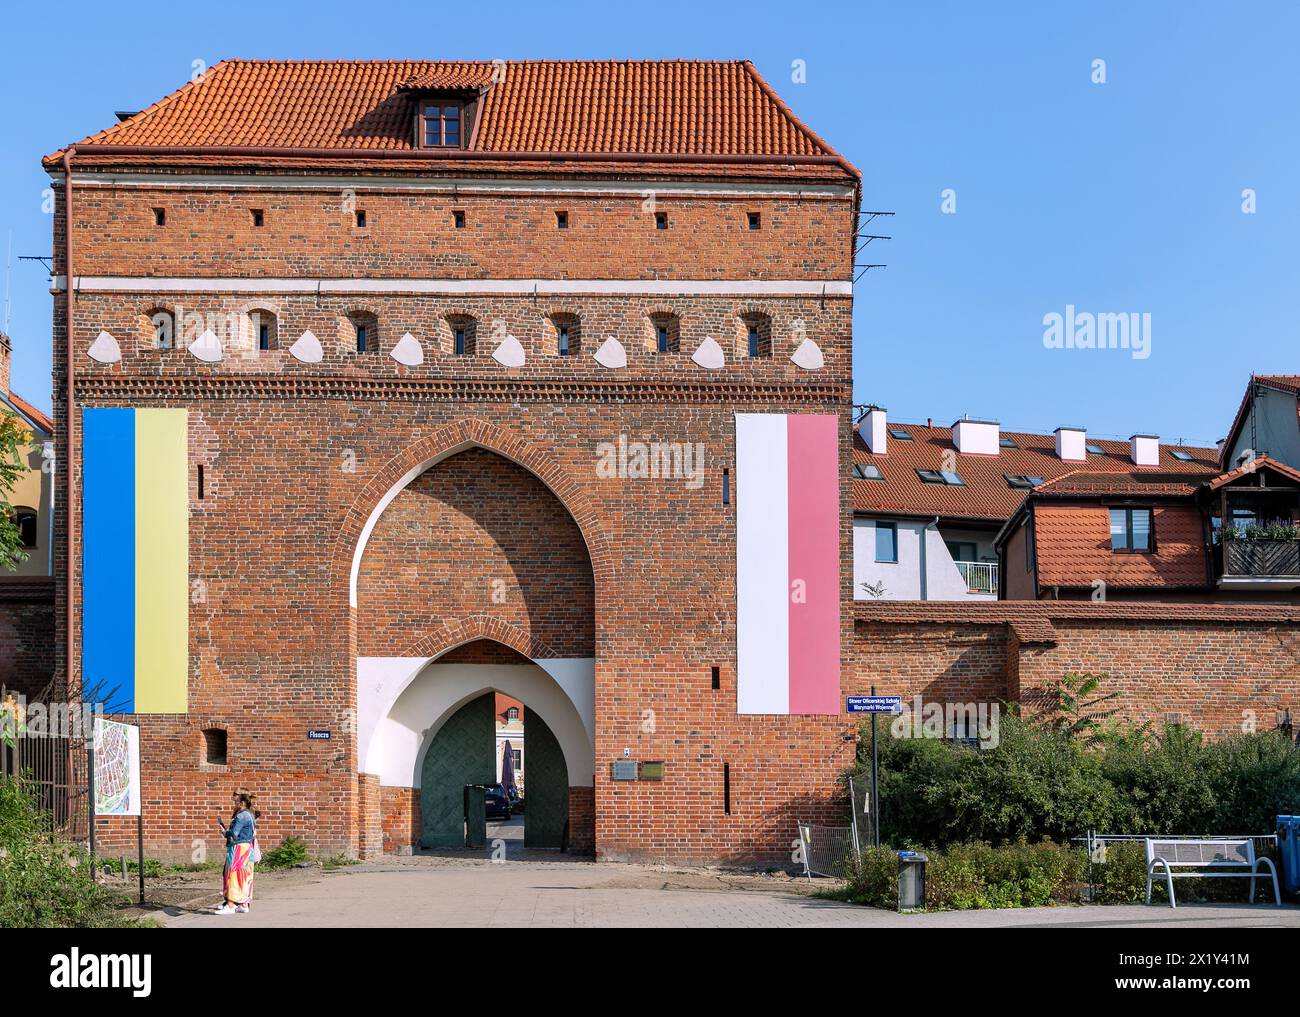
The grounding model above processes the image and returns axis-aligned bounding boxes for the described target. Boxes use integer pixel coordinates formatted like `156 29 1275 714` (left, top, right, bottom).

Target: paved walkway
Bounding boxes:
160 856 1300 928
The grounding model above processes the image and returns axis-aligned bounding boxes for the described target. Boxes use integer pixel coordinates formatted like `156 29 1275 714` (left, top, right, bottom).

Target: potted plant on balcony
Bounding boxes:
1219 519 1300 577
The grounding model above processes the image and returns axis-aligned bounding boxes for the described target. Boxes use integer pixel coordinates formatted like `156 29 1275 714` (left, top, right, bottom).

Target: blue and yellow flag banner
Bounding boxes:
82 408 189 714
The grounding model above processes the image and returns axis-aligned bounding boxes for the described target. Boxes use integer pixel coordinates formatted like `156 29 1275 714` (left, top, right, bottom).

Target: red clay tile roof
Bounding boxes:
1033 469 1207 498
1208 454 1300 491
6 392 53 435
46 60 855 179
852 421 1218 523
1031 502 1209 589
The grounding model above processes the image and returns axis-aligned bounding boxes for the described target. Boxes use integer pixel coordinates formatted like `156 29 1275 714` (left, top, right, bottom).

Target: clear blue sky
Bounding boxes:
2 0 1296 447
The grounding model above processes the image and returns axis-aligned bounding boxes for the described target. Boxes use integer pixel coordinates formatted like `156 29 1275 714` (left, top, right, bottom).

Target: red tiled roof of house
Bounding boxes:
1033 469 1207 497
1031 502 1209 589
45 60 856 180
1208 454 1300 491
6 392 53 435
852 421 1218 523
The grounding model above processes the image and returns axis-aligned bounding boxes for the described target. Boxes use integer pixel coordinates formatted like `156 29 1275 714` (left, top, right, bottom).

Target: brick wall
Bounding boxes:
64 187 852 282
0 577 55 701
357 447 593 658
851 602 1300 739
68 291 853 382
380 785 420 855
566 785 595 854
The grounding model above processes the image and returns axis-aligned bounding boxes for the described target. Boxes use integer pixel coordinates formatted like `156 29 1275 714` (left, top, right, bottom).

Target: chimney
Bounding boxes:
1054 426 1087 462
0 332 10 399
951 417 1000 455
1130 433 1159 467
859 405 888 455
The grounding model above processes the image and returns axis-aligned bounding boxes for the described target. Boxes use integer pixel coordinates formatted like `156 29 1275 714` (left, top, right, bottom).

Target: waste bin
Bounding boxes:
1278 816 1300 896
898 850 928 911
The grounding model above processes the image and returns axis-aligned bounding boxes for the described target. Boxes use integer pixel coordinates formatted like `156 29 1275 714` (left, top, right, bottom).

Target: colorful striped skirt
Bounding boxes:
223 842 255 905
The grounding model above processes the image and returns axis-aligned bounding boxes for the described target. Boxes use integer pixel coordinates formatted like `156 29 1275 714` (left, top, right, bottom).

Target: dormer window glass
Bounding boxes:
421 102 463 148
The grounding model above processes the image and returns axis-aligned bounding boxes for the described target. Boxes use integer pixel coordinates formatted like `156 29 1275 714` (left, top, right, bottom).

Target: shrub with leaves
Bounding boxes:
834 841 1086 911
259 835 309 870
851 715 1300 849
0 776 143 928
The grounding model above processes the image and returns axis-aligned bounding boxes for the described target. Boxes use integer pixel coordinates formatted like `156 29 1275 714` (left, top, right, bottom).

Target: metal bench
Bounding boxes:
1145 837 1281 908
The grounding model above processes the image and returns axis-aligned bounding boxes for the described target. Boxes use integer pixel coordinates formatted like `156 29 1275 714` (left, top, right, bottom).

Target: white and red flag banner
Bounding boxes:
735 413 841 715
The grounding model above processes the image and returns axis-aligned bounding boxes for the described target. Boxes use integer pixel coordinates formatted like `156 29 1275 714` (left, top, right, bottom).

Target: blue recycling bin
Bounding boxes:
1278 816 1300 896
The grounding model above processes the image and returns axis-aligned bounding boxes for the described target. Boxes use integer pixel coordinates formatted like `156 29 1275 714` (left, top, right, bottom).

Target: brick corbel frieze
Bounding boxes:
74 375 851 405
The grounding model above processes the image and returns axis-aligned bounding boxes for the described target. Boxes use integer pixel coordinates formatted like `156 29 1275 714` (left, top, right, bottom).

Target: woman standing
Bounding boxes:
215 789 260 915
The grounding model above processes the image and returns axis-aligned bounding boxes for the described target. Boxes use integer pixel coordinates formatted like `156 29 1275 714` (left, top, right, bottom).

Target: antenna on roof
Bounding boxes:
3 232 10 335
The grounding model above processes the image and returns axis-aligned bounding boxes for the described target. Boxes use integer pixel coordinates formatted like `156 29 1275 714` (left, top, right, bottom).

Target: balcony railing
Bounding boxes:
1222 539 1300 578
955 560 998 595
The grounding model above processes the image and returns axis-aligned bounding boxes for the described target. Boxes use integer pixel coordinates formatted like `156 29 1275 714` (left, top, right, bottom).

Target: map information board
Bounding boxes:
93 718 140 816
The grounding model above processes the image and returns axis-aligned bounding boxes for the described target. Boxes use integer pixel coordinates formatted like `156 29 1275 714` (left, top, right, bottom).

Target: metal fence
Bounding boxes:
1 681 90 842
796 777 875 880
798 823 859 879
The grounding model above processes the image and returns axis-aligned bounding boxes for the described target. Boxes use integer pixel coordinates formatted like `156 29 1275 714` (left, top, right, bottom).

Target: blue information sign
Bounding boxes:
846 695 902 715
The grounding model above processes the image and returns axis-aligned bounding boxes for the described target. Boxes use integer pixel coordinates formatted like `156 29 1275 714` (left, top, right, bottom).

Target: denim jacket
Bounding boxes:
224 809 256 845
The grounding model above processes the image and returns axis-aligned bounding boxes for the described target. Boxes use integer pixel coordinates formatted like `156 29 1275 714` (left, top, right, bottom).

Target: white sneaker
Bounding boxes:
214 903 237 914
235 904 249 913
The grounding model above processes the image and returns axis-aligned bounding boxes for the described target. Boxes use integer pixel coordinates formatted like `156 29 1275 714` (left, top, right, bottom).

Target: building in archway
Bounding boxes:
47 59 860 864
494 694 525 791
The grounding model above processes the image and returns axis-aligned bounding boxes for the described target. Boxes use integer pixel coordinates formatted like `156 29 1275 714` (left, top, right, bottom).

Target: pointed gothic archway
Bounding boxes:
347 435 598 856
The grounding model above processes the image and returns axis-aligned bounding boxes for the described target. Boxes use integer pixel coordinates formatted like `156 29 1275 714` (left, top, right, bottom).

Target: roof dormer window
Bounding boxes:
421 101 463 148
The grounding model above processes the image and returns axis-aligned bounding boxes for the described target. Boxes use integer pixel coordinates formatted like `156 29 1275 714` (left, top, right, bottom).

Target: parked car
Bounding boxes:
484 783 512 819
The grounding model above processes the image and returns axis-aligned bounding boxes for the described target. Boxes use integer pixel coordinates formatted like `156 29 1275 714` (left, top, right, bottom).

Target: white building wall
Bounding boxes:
853 517 993 601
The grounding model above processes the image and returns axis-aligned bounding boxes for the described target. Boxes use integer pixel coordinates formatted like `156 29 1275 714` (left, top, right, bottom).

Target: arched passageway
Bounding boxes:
352 443 596 856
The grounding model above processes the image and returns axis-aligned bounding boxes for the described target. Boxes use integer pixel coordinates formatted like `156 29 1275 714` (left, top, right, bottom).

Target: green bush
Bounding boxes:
835 841 1086 911
0 776 143 928
1205 733 1300 832
0 777 40 853
926 843 1086 910
260 835 309 870
854 719 1300 849
1089 841 1147 905
837 847 900 909
0 843 141 928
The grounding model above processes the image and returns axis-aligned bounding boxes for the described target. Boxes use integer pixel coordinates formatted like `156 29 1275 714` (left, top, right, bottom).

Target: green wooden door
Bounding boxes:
419 693 495 849
523 708 569 849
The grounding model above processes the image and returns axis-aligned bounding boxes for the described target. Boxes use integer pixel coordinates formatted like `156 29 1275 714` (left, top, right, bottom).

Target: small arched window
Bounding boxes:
248 309 278 351
11 507 37 549
647 313 681 354
346 311 379 354
737 312 772 359
507 707 519 722
143 308 175 350
446 315 478 356
549 313 581 357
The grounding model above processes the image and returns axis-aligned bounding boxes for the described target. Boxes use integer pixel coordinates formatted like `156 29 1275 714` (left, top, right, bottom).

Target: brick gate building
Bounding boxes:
46 60 861 863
